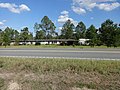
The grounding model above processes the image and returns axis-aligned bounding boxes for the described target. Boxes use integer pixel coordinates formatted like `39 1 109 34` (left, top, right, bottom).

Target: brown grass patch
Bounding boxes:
0 57 120 90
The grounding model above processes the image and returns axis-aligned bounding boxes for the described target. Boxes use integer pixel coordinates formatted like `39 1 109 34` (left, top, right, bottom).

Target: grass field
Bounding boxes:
0 57 120 90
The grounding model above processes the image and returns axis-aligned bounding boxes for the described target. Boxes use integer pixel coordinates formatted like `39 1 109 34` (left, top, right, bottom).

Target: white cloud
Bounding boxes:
0 22 4 26
2 20 7 23
19 4 30 11
72 6 86 14
58 10 78 33
58 10 78 26
72 0 120 14
0 3 30 13
93 0 116 2
97 2 120 11
61 10 69 15
58 15 68 23
0 20 7 26
58 27 62 30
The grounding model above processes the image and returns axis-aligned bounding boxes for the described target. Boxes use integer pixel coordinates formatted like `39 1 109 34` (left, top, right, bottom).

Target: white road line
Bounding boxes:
0 56 120 60
0 50 120 53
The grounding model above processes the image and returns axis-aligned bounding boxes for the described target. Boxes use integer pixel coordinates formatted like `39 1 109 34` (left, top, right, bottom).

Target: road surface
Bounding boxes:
0 48 120 60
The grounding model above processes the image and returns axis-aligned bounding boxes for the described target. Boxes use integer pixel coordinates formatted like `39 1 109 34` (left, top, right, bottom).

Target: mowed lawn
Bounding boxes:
0 57 120 90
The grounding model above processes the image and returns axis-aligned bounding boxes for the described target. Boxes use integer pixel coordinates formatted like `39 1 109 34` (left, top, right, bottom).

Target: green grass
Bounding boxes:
0 57 120 90
0 44 115 48
0 57 120 74
0 78 5 89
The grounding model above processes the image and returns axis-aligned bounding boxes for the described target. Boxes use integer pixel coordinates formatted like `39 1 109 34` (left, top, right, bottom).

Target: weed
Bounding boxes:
0 78 5 89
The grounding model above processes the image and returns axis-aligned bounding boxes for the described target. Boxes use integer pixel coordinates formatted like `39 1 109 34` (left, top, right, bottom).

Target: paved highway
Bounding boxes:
0 48 120 60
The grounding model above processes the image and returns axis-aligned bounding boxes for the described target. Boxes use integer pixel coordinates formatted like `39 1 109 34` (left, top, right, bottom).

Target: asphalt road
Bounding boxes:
0 48 120 60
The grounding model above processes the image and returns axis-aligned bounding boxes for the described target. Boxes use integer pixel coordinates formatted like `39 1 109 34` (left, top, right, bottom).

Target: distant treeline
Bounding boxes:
0 16 120 47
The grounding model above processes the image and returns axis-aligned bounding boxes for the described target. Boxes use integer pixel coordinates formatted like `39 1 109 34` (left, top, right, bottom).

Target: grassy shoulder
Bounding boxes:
0 57 120 90
0 44 119 49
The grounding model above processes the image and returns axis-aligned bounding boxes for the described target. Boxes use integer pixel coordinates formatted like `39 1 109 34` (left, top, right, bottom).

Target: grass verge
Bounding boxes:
0 44 117 49
0 57 120 90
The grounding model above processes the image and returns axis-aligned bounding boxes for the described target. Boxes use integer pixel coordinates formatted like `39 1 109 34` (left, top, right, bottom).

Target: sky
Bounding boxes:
0 0 120 34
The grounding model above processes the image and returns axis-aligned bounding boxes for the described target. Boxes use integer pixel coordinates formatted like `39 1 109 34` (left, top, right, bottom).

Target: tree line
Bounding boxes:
0 16 120 47
0 27 33 46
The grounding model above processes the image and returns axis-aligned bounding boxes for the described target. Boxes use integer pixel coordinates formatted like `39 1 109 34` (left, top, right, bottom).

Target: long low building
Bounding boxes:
10 39 78 45
79 39 90 45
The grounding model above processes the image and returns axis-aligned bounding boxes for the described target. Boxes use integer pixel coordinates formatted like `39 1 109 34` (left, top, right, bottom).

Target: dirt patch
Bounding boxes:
1 72 96 90
72 87 94 90
8 81 21 90
0 73 14 79
0 71 119 90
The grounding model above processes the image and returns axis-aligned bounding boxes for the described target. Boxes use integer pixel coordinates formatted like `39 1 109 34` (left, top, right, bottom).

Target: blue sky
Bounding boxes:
0 0 120 34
